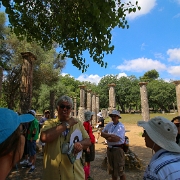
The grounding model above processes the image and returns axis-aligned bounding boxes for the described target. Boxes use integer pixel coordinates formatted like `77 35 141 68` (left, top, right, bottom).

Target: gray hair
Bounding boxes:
56 95 73 108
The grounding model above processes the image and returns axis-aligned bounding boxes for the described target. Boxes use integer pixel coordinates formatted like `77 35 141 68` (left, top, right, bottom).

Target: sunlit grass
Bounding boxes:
104 112 179 124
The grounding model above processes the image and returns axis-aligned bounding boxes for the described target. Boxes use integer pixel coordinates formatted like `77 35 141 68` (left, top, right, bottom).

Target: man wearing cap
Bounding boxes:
101 110 126 180
138 116 180 179
0 108 34 179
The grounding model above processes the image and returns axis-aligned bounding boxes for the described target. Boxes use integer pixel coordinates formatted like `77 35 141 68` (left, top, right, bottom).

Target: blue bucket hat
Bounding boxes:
84 111 94 121
0 108 34 144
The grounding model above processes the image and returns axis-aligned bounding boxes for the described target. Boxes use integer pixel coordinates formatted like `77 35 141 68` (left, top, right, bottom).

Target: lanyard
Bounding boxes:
111 122 119 133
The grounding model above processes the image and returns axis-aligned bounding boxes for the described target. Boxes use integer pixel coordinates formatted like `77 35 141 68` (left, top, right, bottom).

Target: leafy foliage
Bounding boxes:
1 0 141 72
140 69 159 82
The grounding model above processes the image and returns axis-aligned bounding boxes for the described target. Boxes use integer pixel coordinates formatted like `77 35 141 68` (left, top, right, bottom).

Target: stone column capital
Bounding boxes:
108 83 116 87
173 80 180 86
79 85 86 89
139 82 148 86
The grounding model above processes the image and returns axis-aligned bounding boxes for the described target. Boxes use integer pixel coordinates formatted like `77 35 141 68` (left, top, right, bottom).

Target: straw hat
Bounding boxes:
137 116 180 153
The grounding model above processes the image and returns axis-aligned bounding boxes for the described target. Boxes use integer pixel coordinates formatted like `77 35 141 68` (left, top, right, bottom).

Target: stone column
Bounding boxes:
108 83 116 114
87 89 92 111
73 97 77 118
174 81 180 115
20 52 36 113
92 93 96 125
96 95 100 122
78 85 86 122
139 82 150 121
101 108 108 119
50 90 55 118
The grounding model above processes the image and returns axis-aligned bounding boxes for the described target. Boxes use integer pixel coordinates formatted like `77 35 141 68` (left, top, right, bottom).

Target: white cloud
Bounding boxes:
168 66 180 76
175 0 180 5
76 74 102 84
117 73 127 78
125 0 157 19
116 58 166 72
167 48 180 62
154 53 165 60
61 73 68 76
173 13 180 19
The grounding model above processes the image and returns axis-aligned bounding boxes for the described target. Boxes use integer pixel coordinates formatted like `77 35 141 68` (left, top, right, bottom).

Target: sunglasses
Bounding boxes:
59 104 71 110
111 115 117 118
175 123 180 128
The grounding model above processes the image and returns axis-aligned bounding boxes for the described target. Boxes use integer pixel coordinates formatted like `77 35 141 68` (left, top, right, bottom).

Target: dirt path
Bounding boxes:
8 124 152 180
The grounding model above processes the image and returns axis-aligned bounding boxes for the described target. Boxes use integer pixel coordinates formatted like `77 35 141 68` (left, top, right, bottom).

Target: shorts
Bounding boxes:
84 144 95 162
107 147 125 177
27 140 36 156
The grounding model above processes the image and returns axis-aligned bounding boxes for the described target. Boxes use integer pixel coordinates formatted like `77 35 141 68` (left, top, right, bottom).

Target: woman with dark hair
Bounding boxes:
0 108 34 180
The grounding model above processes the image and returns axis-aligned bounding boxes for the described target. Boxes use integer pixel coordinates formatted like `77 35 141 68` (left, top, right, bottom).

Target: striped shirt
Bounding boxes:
143 149 180 180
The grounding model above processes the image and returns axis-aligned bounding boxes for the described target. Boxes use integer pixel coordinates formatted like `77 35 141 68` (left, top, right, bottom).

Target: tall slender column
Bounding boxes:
87 89 92 111
92 93 96 124
96 95 100 122
73 97 77 118
20 52 36 113
139 82 150 121
108 83 116 113
174 81 180 115
78 85 86 122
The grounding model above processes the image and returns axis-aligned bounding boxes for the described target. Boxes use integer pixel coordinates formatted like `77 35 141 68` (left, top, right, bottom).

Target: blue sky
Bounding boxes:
1 0 180 84
61 0 180 84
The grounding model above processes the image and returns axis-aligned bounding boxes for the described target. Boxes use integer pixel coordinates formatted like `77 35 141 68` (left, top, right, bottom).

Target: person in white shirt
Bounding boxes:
101 110 126 180
138 116 180 180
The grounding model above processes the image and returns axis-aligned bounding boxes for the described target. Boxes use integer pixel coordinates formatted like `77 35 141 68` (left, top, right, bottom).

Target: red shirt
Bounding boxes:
83 121 95 144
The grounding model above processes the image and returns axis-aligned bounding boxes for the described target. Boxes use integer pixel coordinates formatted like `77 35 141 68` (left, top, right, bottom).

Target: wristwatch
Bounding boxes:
65 122 70 129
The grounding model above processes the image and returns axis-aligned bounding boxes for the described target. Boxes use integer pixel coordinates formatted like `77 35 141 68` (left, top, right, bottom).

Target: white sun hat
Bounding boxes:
137 116 180 153
109 110 121 119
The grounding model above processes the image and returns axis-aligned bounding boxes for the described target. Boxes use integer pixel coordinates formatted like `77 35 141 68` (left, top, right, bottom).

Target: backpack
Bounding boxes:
123 136 129 153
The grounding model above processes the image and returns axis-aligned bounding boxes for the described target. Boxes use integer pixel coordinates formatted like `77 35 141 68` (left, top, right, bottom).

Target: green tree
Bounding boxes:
140 69 159 82
0 17 66 110
1 0 141 72
147 79 176 112
0 12 11 70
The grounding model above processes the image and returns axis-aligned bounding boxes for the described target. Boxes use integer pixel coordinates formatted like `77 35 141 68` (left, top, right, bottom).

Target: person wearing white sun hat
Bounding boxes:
101 109 126 180
137 116 180 180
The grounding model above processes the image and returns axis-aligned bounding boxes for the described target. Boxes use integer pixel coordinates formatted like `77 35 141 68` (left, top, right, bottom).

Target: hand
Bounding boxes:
86 147 90 153
74 142 83 154
68 117 78 127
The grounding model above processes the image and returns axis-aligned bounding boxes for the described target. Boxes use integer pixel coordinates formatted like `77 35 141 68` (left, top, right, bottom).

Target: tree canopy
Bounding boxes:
1 0 141 72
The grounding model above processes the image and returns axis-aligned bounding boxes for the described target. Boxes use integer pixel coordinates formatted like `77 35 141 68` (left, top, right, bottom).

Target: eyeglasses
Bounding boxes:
59 104 71 110
111 115 117 118
175 123 180 128
20 128 26 135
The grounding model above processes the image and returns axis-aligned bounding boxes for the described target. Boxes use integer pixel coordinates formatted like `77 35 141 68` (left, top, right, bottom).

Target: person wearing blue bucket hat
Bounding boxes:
0 108 34 180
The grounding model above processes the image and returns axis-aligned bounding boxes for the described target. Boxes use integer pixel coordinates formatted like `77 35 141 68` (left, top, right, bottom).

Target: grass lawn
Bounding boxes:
104 112 179 124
